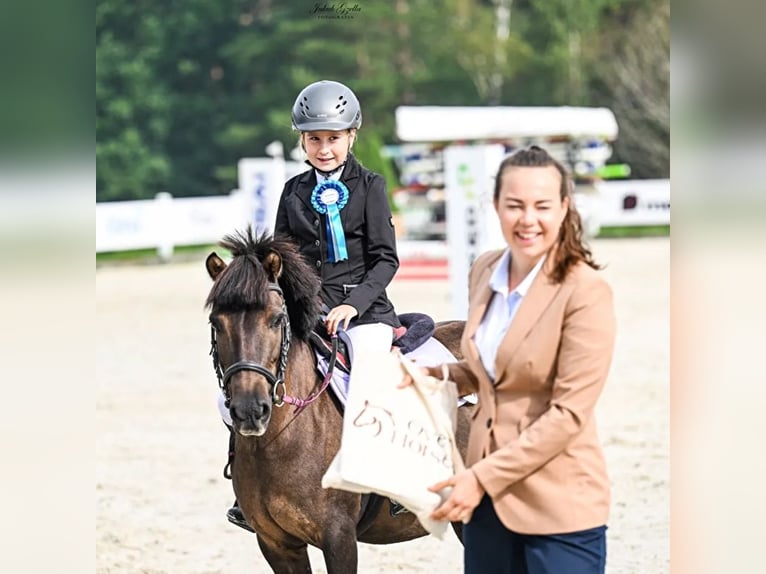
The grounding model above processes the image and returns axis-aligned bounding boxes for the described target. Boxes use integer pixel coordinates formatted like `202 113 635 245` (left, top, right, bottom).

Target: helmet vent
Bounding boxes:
291 81 361 129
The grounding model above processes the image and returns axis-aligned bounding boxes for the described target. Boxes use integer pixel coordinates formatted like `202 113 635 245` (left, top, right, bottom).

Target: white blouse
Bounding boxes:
473 250 546 381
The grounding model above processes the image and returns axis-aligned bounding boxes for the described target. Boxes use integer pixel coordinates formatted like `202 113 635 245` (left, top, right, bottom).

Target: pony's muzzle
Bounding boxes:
229 395 272 436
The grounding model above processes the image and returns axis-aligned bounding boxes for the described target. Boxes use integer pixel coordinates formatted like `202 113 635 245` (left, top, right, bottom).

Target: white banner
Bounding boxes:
443 145 506 319
237 158 305 235
96 191 252 255
237 158 284 236
96 157 305 257
594 179 670 227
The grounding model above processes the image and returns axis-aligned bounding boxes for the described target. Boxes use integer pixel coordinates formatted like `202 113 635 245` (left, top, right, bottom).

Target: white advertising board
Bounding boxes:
97 158 307 257
594 179 670 227
96 198 160 252
443 145 506 319
237 158 307 234
96 191 253 255
237 158 285 235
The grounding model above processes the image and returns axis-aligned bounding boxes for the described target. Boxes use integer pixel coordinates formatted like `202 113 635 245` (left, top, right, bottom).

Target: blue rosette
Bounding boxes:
310 179 350 262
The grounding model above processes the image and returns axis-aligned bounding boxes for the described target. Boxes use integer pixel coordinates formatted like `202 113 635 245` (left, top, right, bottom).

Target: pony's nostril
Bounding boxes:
230 403 248 423
255 400 271 420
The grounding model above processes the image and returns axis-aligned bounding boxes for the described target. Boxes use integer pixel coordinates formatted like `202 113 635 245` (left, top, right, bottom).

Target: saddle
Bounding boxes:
309 312 436 375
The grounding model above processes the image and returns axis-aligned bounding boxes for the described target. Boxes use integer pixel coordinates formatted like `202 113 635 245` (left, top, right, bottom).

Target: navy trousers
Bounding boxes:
463 495 607 574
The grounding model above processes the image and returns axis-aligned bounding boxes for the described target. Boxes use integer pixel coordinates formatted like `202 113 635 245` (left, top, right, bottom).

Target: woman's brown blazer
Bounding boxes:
447 249 616 535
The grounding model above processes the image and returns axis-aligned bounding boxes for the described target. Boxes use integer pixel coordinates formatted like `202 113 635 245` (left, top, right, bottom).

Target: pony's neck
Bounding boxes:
252 340 335 451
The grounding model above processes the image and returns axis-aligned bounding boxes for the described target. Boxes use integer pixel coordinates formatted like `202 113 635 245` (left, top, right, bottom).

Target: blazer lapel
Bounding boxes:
493 266 562 382
294 168 317 213
460 266 493 387
339 154 361 228
463 254 501 365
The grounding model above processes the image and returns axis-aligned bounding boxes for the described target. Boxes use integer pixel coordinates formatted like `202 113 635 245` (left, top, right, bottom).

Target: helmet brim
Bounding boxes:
293 120 361 132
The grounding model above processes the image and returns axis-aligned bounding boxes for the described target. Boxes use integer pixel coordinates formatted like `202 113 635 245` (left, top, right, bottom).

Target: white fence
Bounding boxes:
96 190 254 259
96 179 669 260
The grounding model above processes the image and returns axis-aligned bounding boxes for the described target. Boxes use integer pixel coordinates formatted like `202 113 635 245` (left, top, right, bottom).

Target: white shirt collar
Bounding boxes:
488 249 546 297
314 166 345 182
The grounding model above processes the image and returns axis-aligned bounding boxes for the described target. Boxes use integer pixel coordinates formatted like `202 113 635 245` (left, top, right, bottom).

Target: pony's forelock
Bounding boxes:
205 226 321 340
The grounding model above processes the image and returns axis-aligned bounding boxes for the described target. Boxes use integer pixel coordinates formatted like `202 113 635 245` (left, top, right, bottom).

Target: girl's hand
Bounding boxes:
428 468 485 524
325 304 358 335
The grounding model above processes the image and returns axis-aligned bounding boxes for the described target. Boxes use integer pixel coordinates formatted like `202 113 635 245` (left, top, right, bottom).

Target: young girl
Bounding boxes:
226 79 402 531
275 79 401 359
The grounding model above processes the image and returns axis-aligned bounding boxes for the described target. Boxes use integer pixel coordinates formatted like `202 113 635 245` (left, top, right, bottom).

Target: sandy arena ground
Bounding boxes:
96 237 669 573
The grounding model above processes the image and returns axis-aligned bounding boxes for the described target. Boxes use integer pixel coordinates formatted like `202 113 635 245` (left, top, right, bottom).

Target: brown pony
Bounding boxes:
205 228 472 573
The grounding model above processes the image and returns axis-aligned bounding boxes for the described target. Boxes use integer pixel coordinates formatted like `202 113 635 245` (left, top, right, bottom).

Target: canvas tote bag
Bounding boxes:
321 350 465 538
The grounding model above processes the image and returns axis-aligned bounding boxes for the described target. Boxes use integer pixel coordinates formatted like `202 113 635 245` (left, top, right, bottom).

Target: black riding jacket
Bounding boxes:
274 153 400 328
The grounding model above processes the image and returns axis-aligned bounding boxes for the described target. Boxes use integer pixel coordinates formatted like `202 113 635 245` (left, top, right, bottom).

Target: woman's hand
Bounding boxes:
397 364 441 388
428 468 485 524
325 304 358 335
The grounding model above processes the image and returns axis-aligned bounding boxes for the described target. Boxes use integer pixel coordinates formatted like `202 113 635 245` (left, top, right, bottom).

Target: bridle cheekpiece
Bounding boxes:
209 282 292 408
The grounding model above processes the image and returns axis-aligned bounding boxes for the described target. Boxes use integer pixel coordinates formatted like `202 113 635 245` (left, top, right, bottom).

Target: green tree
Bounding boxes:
588 0 670 178
96 0 669 202
160 0 241 197
96 2 171 201
511 0 621 105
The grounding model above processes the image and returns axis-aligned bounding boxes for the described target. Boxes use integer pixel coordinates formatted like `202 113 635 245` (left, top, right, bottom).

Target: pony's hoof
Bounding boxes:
227 505 256 533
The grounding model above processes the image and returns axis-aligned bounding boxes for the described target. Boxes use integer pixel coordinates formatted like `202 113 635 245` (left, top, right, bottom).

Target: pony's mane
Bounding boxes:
205 227 322 341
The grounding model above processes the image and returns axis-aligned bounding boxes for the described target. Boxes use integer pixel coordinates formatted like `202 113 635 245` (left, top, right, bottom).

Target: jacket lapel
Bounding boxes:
462 253 502 369
493 265 562 382
339 154 361 228
295 168 317 212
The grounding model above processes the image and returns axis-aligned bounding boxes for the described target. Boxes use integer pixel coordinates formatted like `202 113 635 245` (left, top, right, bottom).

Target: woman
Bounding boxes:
403 145 616 573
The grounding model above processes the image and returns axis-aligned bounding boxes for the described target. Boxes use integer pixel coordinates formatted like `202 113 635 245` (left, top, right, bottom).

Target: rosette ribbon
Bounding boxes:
310 179 349 262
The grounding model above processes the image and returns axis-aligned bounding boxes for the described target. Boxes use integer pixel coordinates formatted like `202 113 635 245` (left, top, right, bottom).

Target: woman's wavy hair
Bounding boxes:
493 145 601 283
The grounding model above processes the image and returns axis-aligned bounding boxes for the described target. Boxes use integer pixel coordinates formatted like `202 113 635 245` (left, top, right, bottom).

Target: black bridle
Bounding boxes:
209 282 292 408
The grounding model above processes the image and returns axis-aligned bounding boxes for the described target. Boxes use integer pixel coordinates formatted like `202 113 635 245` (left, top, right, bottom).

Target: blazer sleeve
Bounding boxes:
343 174 400 317
471 274 616 497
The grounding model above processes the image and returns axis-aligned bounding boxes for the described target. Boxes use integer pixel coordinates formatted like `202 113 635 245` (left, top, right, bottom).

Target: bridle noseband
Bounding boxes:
210 282 292 408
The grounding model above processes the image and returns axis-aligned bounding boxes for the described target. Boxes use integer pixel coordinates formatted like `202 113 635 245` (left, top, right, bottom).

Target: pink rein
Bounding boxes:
278 335 336 415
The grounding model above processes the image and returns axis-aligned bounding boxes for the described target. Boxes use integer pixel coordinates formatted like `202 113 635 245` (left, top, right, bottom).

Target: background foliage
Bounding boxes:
96 0 669 201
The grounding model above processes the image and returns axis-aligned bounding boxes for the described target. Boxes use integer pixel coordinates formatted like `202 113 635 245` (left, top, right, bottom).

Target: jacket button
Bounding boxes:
316 260 321 268
314 240 320 246
314 219 319 226
486 418 492 428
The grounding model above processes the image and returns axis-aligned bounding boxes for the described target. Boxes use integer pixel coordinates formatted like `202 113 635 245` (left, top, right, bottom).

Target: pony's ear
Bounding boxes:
206 252 227 280
263 251 283 280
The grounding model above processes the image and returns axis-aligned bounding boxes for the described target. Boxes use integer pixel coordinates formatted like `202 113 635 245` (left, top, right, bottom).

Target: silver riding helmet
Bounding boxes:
291 80 362 132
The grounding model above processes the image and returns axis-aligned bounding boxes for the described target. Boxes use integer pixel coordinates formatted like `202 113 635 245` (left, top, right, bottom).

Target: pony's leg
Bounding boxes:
320 522 359 574
256 534 312 573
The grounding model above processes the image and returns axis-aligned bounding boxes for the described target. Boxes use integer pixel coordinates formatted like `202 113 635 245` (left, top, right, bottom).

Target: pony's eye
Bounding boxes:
209 315 222 331
270 313 285 329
